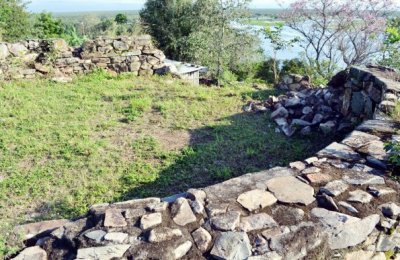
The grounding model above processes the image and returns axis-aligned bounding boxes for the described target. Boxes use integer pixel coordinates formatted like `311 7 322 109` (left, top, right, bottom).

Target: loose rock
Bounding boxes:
171 198 197 226
148 227 183 243
140 213 162 230
210 232 252 260
237 189 277 211
266 176 315 205
191 227 212 253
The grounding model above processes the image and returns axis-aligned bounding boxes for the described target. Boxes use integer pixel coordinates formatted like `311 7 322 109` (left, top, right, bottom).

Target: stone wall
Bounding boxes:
0 36 166 81
250 65 400 137
8 68 400 260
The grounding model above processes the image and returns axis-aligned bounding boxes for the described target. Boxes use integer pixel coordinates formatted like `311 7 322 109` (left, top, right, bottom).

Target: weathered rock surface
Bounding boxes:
148 227 183 243
140 213 162 230
191 227 212 252
211 211 241 231
312 208 380 249
239 213 277 232
171 198 197 226
75 244 131 259
11 246 47 260
210 232 252 260
266 176 315 205
237 189 277 211
347 190 374 203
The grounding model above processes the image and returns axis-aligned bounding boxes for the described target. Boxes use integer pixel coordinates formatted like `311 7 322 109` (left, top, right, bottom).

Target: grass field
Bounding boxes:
0 71 337 255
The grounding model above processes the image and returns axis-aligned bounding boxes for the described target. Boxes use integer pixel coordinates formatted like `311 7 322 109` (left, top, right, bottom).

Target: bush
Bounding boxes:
385 141 400 169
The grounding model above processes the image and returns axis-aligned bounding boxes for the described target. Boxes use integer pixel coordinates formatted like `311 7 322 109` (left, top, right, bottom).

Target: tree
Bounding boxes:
115 13 128 25
380 18 400 70
33 12 64 39
140 0 195 59
140 0 261 82
282 0 395 78
263 23 299 84
0 0 31 41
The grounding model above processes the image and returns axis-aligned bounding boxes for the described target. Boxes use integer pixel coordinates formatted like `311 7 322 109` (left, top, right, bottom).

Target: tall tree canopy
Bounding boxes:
0 0 31 41
140 0 261 82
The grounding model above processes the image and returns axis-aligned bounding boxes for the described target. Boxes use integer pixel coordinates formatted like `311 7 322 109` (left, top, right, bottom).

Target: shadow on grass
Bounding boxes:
118 107 342 200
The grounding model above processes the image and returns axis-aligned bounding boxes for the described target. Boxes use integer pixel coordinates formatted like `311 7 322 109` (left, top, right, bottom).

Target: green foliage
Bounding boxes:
380 18 400 70
385 139 400 168
115 13 128 24
63 24 87 47
33 12 64 39
141 0 262 82
140 0 195 59
0 0 31 41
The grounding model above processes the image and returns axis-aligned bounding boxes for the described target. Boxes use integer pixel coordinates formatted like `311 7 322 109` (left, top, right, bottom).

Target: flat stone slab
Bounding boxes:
104 232 128 243
191 227 212 253
84 230 107 243
239 213 277 232
305 173 332 184
347 190 373 203
148 227 183 243
345 250 385 260
14 219 69 239
317 142 361 162
140 213 162 230
320 180 349 197
357 140 388 161
173 241 192 259
12 246 47 260
379 203 400 218
311 208 359 227
76 244 131 259
204 167 296 203
342 130 380 149
211 211 241 231
104 208 127 228
237 189 277 211
312 208 379 249
210 232 252 260
368 186 396 197
356 120 400 135
338 201 359 214
342 171 385 186
266 176 315 205
171 198 197 226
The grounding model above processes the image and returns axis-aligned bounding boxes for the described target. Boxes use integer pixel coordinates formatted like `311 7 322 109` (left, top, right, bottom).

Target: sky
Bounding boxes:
28 0 286 13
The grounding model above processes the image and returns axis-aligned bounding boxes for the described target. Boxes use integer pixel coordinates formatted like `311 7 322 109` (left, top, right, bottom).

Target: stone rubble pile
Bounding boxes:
0 36 166 81
10 118 400 260
246 66 400 137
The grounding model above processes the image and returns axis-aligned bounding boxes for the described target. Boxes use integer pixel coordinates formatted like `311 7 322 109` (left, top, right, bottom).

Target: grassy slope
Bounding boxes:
0 71 336 255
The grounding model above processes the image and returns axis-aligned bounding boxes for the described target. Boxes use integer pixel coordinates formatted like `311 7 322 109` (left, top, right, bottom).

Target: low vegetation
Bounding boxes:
0 71 337 255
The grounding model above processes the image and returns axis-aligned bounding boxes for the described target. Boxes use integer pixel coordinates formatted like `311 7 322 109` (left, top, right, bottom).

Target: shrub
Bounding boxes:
385 140 400 170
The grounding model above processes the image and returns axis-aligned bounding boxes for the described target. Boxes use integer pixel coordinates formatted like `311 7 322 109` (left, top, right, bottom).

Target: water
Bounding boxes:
254 25 305 61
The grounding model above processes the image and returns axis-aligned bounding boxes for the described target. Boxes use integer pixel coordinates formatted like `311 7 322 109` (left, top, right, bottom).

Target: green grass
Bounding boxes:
0 71 337 256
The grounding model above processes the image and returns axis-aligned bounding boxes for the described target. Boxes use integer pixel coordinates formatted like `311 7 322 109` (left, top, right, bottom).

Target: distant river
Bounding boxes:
250 24 304 61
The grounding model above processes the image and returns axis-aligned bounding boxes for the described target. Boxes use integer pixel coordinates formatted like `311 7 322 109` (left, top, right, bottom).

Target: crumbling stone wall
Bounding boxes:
249 65 400 137
0 35 166 81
